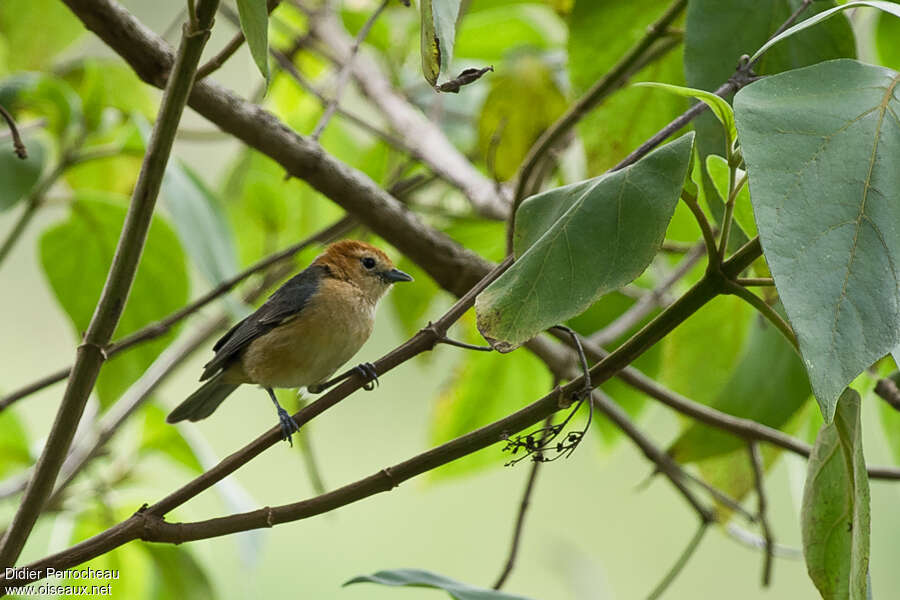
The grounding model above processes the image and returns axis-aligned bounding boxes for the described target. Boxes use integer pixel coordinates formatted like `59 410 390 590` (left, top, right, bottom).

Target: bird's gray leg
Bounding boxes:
267 387 299 445
307 362 379 394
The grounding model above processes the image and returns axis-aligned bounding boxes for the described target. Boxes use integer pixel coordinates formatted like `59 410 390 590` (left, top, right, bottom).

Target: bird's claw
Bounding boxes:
276 406 300 445
355 362 379 391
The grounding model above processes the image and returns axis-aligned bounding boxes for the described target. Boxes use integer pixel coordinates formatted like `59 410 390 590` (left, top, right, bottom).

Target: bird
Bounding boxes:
166 239 413 444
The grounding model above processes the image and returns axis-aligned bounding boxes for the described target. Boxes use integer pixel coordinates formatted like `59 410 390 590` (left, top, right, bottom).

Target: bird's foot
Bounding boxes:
354 362 379 391
276 406 300 445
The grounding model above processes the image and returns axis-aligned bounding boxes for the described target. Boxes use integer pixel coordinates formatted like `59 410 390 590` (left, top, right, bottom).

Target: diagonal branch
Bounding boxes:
0 0 221 568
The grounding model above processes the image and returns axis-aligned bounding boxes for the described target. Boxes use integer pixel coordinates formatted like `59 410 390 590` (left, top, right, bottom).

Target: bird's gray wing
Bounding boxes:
199 264 328 380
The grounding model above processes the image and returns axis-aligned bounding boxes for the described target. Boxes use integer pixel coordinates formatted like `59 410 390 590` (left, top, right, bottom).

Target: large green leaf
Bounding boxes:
476 133 693 352
345 569 534 600
144 545 214 600
40 195 190 407
801 389 870 600
0 132 46 211
734 59 900 420
419 0 463 86
140 404 204 474
455 4 564 61
476 53 566 180
876 8 900 71
236 0 270 82
669 311 811 463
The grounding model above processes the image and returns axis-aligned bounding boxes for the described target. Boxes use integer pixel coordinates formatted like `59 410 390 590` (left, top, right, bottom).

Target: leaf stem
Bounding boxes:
646 520 709 600
680 190 719 263
726 281 798 350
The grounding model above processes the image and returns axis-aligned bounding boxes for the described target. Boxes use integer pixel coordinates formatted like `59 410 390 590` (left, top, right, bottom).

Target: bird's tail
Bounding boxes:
167 373 239 423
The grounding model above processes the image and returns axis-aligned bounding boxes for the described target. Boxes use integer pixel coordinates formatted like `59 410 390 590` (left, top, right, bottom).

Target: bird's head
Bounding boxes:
315 240 413 301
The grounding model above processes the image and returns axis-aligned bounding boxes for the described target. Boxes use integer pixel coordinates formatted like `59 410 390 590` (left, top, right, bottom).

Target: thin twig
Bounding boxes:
875 377 900 411
726 282 798 350
196 0 280 79
0 217 353 412
310 0 389 141
646 520 709 600
737 277 774 287
748 441 774 586
493 411 554 590
680 190 719 263
0 104 28 159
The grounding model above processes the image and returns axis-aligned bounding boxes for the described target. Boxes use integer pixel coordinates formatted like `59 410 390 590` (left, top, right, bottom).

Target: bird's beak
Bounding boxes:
383 268 413 283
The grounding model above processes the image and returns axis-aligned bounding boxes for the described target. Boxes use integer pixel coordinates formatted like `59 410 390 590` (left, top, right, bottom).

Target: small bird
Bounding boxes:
167 240 413 443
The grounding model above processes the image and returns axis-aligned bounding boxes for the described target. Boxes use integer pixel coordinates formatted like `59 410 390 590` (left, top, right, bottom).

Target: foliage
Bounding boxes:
3 0 900 599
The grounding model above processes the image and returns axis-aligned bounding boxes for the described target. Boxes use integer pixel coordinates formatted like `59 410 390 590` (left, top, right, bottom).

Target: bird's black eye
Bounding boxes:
362 257 376 270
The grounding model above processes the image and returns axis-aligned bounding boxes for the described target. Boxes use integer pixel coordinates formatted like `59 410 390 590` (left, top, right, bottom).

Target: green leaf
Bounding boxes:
389 258 442 338
161 160 239 286
568 0 687 173
661 295 753 408
144 545 214 600
39 194 190 407
139 404 204 474
801 389 870 600
476 53 566 180
62 60 156 131
0 0 83 71
236 0 270 82
345 569 535 600
420 0 463 86
431 343 551 479
1 73 83 141
455 4 565 61
750 1 900 65
876 8 900 71
669 311 811 463
734 59 900 420
705 154 755 237
475 133 694 352
0 132 46 211
635 82 737 148
0 409 30 479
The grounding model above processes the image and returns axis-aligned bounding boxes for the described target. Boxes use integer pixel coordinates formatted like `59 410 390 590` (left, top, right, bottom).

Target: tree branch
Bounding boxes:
0 104 27 159
0 0 220 567
748 441 774 587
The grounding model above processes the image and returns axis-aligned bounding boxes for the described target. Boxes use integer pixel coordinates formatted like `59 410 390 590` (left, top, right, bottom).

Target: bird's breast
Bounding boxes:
240 280 376 388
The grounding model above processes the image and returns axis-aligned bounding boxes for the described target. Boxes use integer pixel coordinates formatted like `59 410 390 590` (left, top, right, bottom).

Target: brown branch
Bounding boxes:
748 441 774 587
0 0 221 568
310 0 389 141
0 217 353 412
875 377 900 411
0 104 27 159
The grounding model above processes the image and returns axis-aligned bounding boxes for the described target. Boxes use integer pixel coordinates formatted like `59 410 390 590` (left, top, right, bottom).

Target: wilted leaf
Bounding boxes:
419 0 463 86
236 0 270 82
345 569 535 600
476 133 693 352
40 194 190 407
801 389 870 599
734 59 900 420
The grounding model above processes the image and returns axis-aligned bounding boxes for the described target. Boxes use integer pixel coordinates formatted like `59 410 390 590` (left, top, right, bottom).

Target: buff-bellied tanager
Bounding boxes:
167 240 413 443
